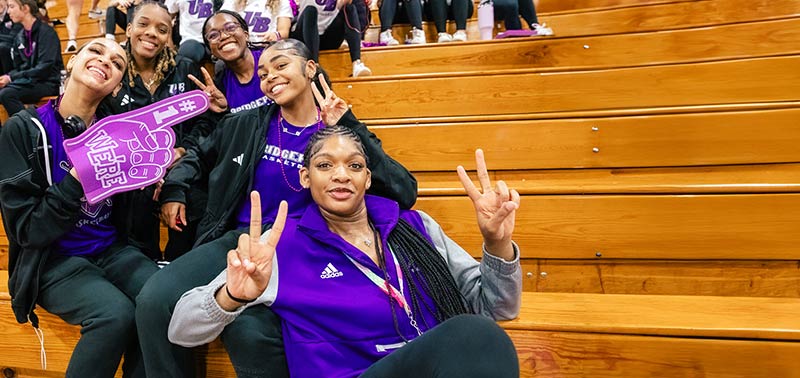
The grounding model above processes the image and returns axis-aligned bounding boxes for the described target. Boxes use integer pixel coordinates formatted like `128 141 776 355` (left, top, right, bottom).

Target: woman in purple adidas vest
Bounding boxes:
169 125 521 377
0 38 159 378
138 38 417 378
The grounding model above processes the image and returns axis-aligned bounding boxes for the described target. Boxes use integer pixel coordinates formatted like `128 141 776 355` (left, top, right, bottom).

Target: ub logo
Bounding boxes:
188 0 213 17
168 83 186 96
244 12 272 33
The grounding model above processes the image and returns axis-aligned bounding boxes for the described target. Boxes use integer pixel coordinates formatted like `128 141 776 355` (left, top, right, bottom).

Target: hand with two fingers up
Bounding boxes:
457 149 521 262
216 191 288 311
189 67 229 113
311 73 349 126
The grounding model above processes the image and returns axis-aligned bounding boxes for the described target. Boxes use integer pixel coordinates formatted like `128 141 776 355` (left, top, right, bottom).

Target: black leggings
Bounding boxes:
360 315 519 377
379 0 423 31
105 6 132 36
493 0 539 30
320 4 363 62
427 0 474 32
0 83 58 118
290 7 321 62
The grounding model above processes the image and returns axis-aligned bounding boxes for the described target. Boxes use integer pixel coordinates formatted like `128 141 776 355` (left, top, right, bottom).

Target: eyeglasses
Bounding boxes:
205 22 242 43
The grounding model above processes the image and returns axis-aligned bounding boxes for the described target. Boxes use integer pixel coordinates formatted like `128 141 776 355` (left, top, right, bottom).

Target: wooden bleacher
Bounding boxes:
2 0 800 376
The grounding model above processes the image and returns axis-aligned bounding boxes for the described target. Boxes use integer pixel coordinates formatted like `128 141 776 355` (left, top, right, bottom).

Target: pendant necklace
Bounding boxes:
275 109 323 192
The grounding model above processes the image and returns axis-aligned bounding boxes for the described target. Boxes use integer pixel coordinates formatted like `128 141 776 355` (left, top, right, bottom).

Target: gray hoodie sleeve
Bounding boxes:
418 211 522 320
168 232 280 347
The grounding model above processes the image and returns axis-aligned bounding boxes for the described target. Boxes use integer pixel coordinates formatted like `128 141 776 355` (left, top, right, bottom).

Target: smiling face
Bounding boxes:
205 12 249 63
257 43 317 106
66 39 127 96
300 134 371 219
7 0 26 22
126 3 171 62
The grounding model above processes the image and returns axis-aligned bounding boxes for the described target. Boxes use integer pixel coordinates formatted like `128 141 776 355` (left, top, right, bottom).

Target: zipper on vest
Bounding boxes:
375 341 407 353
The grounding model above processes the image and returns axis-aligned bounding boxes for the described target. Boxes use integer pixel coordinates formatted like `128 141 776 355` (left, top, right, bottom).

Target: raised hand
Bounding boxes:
457 149 520 261
222 192 287 310
188 67 228 113
311 73 349 126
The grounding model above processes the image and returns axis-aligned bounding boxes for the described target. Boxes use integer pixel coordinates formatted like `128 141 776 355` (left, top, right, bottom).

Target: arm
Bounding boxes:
0 116 85 249
418 211 521 320
169 195 286 346
8 27 60 84
312 77 419 209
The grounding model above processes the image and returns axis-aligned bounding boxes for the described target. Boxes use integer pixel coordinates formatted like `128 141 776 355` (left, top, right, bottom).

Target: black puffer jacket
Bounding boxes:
8 19 62 88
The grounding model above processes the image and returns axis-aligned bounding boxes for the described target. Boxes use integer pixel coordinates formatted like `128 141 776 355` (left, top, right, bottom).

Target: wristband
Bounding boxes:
225 284 255 304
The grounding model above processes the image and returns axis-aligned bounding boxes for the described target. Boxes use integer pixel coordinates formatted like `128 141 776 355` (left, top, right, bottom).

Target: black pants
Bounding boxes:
38 244 159 378
105 6 132 35
425 0 474 32
320 4 363 62
380 0 423 31
290 7 321 62
135 228 288 378
493 0 539 30
361 315 519 377
0 83 58 119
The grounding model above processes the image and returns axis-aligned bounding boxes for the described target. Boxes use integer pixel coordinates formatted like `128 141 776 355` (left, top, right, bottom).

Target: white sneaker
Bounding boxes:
64 40 77 53
408 28 426 44
532 23 554 36
379 29 399 46
352 60 372 77
88 8 105 19
452 30 467 42
437 32 453 43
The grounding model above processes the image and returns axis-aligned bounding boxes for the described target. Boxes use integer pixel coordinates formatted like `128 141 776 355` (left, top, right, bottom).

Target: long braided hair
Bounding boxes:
303 126 471 332
124 1 177 88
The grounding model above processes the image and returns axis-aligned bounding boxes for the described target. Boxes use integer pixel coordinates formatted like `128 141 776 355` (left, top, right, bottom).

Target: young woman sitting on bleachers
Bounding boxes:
221 0 293 45
137 38 417 378
169 127 522 377
425 0 472 42
103 0 141 42
165 0 213 64
0 38 158 378
98 1 218 261
199 10 273 114
291 0 372 77
0 0 22 75
0 0 61 120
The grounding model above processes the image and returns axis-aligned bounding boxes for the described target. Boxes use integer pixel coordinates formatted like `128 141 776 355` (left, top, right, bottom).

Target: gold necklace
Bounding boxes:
141 73 157 91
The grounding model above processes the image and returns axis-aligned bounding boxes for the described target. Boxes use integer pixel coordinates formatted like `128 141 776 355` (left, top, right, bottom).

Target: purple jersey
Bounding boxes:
224 48 273 113
38 102 117 256
235 113 323 227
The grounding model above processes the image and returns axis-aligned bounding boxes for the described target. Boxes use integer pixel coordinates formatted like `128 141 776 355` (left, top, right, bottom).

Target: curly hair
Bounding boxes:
124 1 177 89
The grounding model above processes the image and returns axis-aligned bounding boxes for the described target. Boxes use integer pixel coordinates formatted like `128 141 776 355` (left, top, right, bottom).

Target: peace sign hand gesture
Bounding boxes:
457 149 520 261
189 67 229 113
311 73 349 126
217 192 288 311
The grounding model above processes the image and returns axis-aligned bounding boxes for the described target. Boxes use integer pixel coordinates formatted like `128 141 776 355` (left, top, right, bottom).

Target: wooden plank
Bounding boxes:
414 194 800 260
342 55 800 120
416 164 800 196
370 107 800 171
508 329 800 378
323 17 800 79
521 259 800 297
541 0 800 38
503 292 800 340
538 0 695 14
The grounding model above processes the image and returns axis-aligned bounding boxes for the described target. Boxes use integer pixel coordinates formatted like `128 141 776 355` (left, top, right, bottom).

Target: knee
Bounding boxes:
303 6 318 19
135 271 174 319
90 298 136 336
442 315 515 353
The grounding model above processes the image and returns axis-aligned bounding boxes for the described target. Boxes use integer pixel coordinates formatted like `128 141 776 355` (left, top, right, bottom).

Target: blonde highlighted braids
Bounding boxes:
124 1 177 89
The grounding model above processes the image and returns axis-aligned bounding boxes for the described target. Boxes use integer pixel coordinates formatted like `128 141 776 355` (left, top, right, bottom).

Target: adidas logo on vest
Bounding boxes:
320 263 343 279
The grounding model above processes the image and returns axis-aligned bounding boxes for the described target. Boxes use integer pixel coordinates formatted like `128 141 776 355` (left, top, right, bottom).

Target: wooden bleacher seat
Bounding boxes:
3 269 800 377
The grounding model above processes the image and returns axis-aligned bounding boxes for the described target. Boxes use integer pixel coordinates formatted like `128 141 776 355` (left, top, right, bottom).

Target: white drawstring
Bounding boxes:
32 326 47 370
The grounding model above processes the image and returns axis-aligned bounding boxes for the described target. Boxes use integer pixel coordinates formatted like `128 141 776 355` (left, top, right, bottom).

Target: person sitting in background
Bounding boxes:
103 0 142 42
425 0 472 42
291 0 372 77
0 0 61 120
222 0 293 45
165 0 213 64
0 0 22 75
0 38 158 378
495 0 552 35
378 0 425 45
169 127 522 377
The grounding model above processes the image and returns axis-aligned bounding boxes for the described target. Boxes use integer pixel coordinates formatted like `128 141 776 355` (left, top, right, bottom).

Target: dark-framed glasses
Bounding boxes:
206 22 242 43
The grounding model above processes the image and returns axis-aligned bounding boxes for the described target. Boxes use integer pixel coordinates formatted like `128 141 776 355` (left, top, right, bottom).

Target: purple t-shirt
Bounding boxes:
235 113 324 227
224 48 273 113
38 102 117 256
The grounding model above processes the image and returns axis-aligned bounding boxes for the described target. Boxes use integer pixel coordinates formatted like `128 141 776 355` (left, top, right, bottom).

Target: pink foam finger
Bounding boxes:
63 90 210 204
